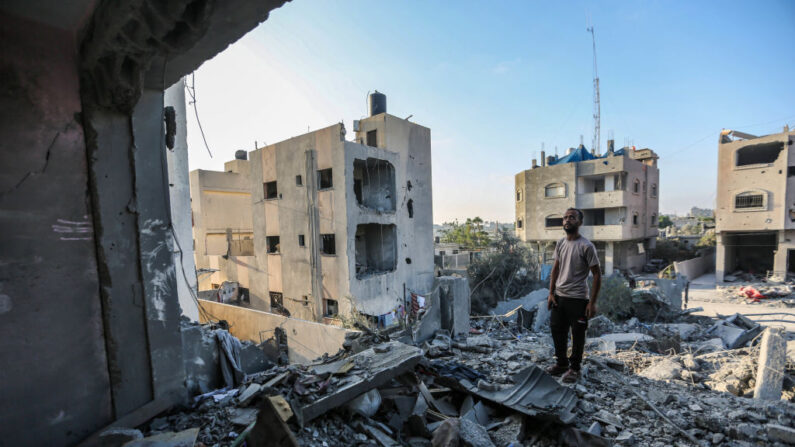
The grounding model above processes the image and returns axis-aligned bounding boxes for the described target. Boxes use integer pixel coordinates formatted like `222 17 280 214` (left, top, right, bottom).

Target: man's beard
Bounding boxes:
563 225 577 234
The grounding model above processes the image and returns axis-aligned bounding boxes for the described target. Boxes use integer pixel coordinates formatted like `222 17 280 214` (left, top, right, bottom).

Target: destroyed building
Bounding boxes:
515 140 660 274
189 96 435 323
715 126 795 282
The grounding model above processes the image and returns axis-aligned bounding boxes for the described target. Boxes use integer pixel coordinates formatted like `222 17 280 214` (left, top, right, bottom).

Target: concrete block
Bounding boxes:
413 288 441 343
753 327 787 400
766 424 795 445
438 276 471 337
597 333 653 344
639 358 683 381
181 323 221 396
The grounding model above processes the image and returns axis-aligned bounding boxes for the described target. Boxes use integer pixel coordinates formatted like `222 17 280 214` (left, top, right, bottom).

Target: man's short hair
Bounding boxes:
566 207 584 222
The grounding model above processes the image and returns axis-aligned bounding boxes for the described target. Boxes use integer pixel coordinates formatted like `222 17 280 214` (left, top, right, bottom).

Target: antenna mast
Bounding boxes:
587 25 600 155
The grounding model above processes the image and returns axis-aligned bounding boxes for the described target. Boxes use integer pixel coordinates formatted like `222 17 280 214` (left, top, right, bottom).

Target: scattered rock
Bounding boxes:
640 357 682 381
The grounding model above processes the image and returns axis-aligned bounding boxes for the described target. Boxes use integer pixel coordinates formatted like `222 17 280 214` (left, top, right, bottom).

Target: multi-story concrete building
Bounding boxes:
715 127 795 281
515 141 660 274
189 154 255 293
191 98 434 323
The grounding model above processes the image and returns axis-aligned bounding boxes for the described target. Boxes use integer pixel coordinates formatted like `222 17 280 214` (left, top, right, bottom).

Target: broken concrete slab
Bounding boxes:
248 396 300 447
438 276 471 337
753 327 787 400
123 428 199 447
457 365 578 424
707 313 763 349
292 341 422 426
660 323 700 340
229 408 259 426
237 383 263 406
592 332 653 345
491 288 548 322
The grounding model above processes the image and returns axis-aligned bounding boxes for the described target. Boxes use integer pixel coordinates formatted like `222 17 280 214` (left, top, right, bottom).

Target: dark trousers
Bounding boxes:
550 295 588 371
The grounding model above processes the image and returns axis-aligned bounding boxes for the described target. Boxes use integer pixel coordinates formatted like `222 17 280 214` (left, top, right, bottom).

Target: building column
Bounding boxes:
715 233 725 282
605 241 614 276
773 230 789 280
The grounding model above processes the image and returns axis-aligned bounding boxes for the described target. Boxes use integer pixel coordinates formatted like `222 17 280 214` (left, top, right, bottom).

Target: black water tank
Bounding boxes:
235 150 247 160
369 91 386 116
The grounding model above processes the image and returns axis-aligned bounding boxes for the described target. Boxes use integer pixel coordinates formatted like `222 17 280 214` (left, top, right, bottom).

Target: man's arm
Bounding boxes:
548 259 560 309
586 265 601 318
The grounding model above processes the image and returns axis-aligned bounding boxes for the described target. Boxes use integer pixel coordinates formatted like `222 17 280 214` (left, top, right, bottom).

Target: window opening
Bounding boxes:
735 193 764 209
324 299 339 317
318 168 333 189
302 295 309 306
296 175 302 186
545 183 565 198
517 219 523 228
366 130 377 147
632 213 639 225
355 224 397 278
321 234 336 255
353 158 396 211
407 199 414 218
651 184 657 197
266 236 280 253
633 179 640 194
583 209 605 226
651 213 657 227
264 181 278 199
298 234 305 247
270 292 289 316
516 189 522 201
545 216 563 227
788 166 795 177
736 142 784 166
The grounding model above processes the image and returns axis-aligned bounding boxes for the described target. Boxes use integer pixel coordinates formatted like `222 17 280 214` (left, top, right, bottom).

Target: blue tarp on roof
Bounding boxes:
547 145 627 165
548 145 596 165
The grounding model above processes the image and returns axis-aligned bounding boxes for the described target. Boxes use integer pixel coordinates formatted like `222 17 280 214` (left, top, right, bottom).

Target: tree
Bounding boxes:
440 217 492 249
696 230 716 247
658 215 673 229
467 229 539 314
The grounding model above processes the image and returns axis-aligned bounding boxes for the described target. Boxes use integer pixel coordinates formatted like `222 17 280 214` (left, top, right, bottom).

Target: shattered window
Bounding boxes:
264 181 278 199
355 224 397 278
353 158 396 211
324 299 338 317
318 168 333 189
266 236 280 253
321 234 336 255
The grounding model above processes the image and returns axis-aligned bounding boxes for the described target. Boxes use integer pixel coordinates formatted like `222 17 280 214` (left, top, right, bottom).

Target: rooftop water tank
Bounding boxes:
235 150 247 160
368 91 386 116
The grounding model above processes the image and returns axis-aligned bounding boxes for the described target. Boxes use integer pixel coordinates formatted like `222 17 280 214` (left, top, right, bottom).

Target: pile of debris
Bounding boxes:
99 286 795 447
717 281 795 307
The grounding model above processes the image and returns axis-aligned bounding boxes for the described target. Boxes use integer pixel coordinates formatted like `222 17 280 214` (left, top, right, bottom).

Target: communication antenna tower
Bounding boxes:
587 26 600 155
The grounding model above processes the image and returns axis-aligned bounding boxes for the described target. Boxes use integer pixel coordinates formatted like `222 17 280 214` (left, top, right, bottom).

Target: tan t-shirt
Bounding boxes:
553 235 600 300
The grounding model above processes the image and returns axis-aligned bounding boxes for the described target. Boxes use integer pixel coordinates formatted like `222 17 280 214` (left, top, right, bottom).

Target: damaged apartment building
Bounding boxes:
190 93 435 324
715 126 795 281
515 140 660 274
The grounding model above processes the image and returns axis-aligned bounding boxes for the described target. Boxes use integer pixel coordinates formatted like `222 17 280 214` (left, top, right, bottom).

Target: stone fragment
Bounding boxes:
616 431 635 443
711 433 725 444
586 315 614 337
766 423 795 445
639 357 682 381
237 383 263 406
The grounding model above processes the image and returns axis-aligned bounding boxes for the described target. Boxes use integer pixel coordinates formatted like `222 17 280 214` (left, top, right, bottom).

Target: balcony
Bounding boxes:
576 190 628 209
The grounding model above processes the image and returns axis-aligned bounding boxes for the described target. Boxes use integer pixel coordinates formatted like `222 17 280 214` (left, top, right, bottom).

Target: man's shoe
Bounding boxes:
546 364 568 376
561 369 580 383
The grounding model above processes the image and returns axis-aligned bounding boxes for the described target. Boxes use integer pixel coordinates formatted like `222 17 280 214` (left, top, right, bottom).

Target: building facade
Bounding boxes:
715 127 795 281
515 142 660 274
191 110 434 323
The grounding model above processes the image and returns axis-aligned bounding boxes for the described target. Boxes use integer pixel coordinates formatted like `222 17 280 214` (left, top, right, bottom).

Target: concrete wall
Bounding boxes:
165 79 199 321
197 299 354 364
190 163 254 287
675 251 716 281
0 13 113 445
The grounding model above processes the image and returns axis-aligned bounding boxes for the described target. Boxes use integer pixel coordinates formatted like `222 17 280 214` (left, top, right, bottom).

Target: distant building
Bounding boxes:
689 207 714 218
715 126 795 281
515 140 660 274
191 99 434 323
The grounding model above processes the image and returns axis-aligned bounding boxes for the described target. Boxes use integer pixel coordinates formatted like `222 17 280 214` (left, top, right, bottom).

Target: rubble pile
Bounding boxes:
718 278 795 307
111 287 795 447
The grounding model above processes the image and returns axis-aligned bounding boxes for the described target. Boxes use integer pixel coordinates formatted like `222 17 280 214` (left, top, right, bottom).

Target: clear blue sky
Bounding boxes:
185 0 795 224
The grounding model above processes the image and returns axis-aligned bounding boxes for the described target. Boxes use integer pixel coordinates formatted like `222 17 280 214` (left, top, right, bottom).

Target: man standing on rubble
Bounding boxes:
546 208 601 383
